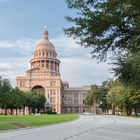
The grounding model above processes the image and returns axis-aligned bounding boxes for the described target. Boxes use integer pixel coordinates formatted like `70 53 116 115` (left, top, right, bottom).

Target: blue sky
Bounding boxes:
0 0 113 87
0 0 74 40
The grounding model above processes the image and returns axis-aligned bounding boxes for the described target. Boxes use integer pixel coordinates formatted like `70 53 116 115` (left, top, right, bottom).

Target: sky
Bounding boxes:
0 0 113 87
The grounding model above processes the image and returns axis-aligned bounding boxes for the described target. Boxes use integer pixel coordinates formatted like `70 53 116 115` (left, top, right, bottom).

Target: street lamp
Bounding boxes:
44 99 52 113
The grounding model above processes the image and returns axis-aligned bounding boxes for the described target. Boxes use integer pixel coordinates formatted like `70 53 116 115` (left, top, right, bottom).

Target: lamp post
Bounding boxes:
44 99 52 113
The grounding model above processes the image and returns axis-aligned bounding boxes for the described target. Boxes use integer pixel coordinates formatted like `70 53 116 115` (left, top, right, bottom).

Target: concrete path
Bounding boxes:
0 115 140 140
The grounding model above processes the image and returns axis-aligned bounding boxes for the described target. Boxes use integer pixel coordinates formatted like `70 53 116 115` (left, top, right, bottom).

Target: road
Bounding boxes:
0 115 140 140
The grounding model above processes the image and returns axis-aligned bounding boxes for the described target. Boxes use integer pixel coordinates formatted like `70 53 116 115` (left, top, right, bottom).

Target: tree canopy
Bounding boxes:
113 52 140 88
65 0 140 61
86 82 110 114
85 80 140 115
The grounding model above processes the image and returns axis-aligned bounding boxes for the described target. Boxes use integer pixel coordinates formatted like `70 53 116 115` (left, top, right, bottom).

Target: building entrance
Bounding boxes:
31 85 45 94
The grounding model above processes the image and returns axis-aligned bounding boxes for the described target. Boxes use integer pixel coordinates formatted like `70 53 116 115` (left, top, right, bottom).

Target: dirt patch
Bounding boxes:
12 122 28 128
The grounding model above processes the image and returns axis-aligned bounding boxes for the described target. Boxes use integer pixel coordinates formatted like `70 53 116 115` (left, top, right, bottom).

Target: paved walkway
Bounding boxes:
0 115 140 140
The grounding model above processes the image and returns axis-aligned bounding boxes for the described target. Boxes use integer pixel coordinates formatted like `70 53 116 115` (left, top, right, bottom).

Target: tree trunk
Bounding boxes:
134 105 138 116
23 107 25 115
37 108 40 114
93 102 96 114
112 105 115 115
106 109 109 115
10 109 13 115
29 108 31 115
32 108 35 114
126 107 132 116
120 107 123 115
16 108 18 115
5 108 8 115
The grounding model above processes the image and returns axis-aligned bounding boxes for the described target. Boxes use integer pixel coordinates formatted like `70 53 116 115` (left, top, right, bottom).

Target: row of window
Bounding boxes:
50 89 56 95
62 93 86 98
34 52 56 58
31 62 59 72
62 98 85 105
47 89 60 97
50 81 56 86
19 80 59 88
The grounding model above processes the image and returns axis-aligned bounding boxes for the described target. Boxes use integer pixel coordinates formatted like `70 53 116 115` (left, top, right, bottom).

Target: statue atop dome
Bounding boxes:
43 25 49 40
44 25 47 31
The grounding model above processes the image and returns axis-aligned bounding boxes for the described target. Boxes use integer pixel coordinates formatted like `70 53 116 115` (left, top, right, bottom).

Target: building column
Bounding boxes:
45 60 46 68
58 63 60 73
54 61 56 72
55 62 57 72
30 62 32 69
35 61 37 67
52 61 54 71
49 61 51 70
46 61 49 69
56 62 58 72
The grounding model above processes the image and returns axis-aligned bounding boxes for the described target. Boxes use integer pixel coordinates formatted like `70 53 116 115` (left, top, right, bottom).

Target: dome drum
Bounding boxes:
30 58 60 63
30 60 59 72
33 51 57 59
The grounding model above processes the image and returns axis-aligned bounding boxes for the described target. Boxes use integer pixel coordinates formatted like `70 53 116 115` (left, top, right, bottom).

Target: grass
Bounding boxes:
0 114 79 131
116 114 140 118
129 115 140 118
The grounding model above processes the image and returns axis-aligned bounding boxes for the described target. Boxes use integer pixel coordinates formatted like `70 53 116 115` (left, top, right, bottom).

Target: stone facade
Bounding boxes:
16 27 92 114
61 82 93 113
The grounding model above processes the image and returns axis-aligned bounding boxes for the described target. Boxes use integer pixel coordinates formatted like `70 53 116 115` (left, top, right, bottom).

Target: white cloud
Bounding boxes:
60 57 113 87
0 38 36 50
0 62 12 70
0 34 113 87
51 35 93 60
51 35 80 49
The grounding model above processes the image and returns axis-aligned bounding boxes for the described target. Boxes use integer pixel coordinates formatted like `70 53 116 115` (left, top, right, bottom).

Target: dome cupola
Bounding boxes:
29 26 60 76
34 26 56 59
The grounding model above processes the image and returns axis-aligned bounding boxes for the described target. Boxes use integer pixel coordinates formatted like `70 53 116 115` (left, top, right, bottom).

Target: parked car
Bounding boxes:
83 112 92 115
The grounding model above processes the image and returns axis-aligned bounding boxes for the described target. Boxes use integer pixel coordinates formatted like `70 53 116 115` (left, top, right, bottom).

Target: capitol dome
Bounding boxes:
33 27 57 59
35 39 55 51
29 27 60 75
35 27 55 52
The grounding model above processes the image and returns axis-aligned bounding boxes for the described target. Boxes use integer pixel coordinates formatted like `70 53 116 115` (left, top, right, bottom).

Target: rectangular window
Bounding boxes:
50 81 56 86
50 89 52 95
20 82 25 87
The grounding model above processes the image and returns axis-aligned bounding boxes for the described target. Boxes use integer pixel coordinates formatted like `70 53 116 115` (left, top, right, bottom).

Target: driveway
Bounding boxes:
0 115 140 140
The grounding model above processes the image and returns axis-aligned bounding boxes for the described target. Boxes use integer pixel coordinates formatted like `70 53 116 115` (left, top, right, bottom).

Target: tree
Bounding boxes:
107 85 126 115
9 88 27 115
27 91 46 114
65 0 140 61
97 82 110 114
86 85 98 104
86 83 110 114
86 84 99 113
0 77 12 115
0 76 47 115
130 90 140 116
36 92 46 113
107 82 140 116
113 52 140 89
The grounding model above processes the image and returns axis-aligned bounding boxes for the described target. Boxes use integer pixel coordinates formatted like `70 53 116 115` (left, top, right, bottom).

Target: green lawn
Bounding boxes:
130 115 140 118
0 114 79 131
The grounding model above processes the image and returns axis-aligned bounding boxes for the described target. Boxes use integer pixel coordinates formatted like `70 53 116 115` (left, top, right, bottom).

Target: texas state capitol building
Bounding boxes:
16 28 92 114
